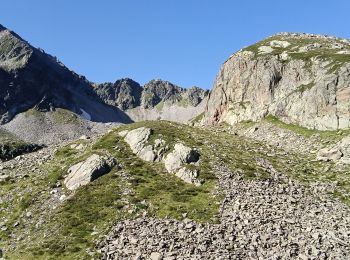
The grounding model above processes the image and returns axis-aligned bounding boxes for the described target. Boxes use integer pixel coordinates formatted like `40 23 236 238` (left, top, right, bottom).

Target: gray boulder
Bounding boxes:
164 143 200 173
120 127 167 162
64 154 116 190
317 136 350 163
317 147 343 162
175 167 201 186
164 143 201 185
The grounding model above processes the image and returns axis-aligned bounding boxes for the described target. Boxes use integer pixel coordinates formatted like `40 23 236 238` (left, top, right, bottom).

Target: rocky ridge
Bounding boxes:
94 79 209 123
0 24 131 125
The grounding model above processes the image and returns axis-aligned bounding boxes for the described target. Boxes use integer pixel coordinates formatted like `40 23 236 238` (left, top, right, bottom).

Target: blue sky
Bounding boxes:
2 0 349 89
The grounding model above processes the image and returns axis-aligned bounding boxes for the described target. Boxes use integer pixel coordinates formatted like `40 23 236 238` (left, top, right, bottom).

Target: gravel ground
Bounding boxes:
97 159 350 259
0 111 120 145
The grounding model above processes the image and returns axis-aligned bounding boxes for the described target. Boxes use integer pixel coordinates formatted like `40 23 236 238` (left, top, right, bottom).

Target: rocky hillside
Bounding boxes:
204 33 350 130
1 120 350 259
0 24 131 124
93 79 209 123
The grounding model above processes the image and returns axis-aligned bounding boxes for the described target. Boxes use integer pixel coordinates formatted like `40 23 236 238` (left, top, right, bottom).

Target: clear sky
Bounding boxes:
2 0 349 89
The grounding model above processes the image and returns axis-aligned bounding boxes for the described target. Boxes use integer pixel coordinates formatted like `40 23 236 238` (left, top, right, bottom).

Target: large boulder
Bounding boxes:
120 128 201 185
164 143 201 186
317 147 343 162
64 154 117 190
175 167 201 186
119 127 167 162
317 136 350 164
164 143 200 173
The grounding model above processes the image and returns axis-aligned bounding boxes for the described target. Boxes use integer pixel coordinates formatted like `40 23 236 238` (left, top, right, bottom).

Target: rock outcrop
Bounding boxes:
119 127 168 162
119 128 201 185
317 136 350 164
204 33 350 130
0 143 42 161
164 143 199 172
164 143 201 186
64 154 117 190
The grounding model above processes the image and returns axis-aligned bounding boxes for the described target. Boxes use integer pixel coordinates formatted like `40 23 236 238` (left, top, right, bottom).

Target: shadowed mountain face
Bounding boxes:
0 24 132 124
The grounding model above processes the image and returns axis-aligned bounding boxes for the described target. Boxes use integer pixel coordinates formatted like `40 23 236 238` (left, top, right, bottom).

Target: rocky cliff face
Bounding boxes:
0 24 131 124
204 33 350 130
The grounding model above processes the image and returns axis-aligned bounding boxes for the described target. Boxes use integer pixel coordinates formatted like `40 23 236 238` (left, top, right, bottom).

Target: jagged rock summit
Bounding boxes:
204 32 350 130
93 78 209 123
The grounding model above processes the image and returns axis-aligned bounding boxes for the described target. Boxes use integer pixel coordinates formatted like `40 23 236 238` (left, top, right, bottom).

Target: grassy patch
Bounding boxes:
264 115 350 142
8 121 220 259
241 35 350 72
155 101 164 111
189 112 204 124
295 82 315 93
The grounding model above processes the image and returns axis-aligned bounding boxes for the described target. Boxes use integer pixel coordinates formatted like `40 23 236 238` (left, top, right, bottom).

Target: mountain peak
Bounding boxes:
0 24 6 31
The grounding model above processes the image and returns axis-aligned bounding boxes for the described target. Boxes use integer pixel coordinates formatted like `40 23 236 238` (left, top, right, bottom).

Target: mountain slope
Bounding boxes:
0 24 131 124
1 121 350 259
204 32 350 130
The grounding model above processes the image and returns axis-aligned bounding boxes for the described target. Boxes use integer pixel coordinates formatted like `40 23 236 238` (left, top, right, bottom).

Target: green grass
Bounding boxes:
242 35 350 73
155 101 164 111
50 109 80 124
24 108 80 125
6 121 220 259
238 120 257 128
178 98 189 108
189 112 204 124
295 82 315 93
264 115 350 143
3 120 350 259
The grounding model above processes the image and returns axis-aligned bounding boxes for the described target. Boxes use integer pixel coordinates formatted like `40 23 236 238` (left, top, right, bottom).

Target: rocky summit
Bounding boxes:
94 79 209 123
1 23 350 260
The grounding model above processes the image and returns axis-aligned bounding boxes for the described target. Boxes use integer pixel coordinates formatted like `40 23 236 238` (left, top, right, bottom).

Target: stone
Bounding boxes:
150 252 162 260
64 154 117 190
121 127 168 162
175 167 201 186
317 147 343 161
0 175 10 183
270 40 291 48
316 136 350 163
258 46 274 54
164 143 200 173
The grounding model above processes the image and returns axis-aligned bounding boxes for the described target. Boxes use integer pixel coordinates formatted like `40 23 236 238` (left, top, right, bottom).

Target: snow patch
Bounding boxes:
80 108 91 121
